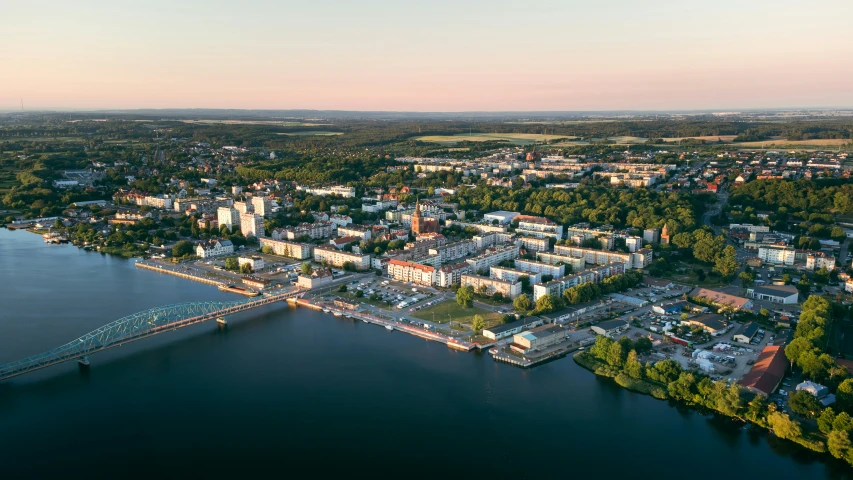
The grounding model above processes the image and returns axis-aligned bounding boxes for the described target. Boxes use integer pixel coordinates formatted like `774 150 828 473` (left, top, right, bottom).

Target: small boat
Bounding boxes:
362 319 368 323
333 312 342 317
344 314 352 319
322 308 330 313
385 325 394 331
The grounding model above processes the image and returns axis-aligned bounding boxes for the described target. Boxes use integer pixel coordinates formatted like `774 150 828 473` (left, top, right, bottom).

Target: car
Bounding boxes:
779 389 788 396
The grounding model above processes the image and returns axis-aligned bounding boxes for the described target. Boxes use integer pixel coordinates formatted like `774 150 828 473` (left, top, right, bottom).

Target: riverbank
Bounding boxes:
573 350 833 460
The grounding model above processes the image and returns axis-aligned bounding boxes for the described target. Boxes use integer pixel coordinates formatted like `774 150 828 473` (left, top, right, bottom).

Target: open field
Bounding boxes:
732 138 852 148
277 131 343 136
415 133 575 145
412 300 502 327
0 136 83 142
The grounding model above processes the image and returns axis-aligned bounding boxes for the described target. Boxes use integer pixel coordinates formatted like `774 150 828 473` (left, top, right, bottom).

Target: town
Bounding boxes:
3 114 853 465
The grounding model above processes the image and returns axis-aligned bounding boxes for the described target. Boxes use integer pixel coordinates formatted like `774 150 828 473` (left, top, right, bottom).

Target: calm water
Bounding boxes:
0 228 849 478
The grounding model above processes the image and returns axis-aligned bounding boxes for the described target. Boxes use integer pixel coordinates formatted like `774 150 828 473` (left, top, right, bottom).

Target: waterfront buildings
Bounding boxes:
510 325 566 354
238 256 264 271
435 262 470 288
259 238 314 259
739 345 788 396
195 239 234 258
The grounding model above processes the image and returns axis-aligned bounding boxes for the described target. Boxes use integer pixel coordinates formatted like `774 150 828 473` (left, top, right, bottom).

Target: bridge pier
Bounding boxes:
216 317 227 325
78 356 90 368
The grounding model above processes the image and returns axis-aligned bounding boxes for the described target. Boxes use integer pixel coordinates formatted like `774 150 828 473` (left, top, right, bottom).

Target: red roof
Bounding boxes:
739 345 787 395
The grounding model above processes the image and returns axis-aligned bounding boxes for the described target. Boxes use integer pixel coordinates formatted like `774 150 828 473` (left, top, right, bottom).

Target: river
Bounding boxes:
0 228 849 478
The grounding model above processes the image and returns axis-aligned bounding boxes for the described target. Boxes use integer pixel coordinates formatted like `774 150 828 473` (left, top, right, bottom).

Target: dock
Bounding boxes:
490 342 583 368
135 261 224 287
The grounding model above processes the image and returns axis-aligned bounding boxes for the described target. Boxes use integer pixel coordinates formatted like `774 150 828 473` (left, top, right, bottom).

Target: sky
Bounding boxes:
1 0 853 112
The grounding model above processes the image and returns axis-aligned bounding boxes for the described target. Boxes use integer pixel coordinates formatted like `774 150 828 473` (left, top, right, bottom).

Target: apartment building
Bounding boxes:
461 275 522 299
758 244 796 266
517 236 550 252
240 213 265 238
313 245 371 270
533 262 626 301
387 259 436 286
251 196 271 217
234 201 252 214
429 240 476 264
490 266 541 285
466 245 520 274
337 224 372 240
217 207 238 229
473 232 516 250
297 185 356 198
551 245 651 270
436 262 471 288
514 259 565 278
514 215 564 239
534 252 586 272
259 238 314 260
272 222 332 240
806 252 836 271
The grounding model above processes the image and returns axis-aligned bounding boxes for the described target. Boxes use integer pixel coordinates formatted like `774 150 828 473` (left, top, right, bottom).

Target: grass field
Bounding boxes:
277 131 343 136
732 138 852 148
415 133 575 145
412 300 502 327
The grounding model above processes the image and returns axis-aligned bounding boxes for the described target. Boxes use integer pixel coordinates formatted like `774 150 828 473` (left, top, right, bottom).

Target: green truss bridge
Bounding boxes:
0 288 305 382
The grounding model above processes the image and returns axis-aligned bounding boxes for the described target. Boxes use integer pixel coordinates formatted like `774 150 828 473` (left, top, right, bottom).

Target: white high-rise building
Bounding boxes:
240 213 265 238
251 196 271 217
217 207 238 230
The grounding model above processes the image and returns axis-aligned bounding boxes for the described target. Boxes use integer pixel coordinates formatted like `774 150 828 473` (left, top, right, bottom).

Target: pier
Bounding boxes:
135 261 224 287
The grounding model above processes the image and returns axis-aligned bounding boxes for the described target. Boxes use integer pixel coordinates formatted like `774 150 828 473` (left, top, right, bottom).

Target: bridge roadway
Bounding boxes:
0 288 305 382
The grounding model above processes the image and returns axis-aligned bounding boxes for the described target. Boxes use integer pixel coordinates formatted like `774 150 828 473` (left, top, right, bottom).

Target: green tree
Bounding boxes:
634 337 653 355
224 257 239 271
828 430 853 461
818 407 837 434
471 314 485 333
767 411 802 440
301 262 313 275
624 350 643 379
834 412 853 433
746 395 768 423
785 337 812 368
788 390 821 419
535 294 559 314
261 245 273 254
172 240 194 258
781 273 792 285
456 286 474 308
338 285 347 293
759 308 770 318
354 289 364 298
714 245 740 278
513 293 532 312
837 379 853 413
606 341 625 367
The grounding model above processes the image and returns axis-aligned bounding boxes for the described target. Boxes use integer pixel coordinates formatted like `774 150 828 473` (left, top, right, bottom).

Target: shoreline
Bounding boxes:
571 351 837 463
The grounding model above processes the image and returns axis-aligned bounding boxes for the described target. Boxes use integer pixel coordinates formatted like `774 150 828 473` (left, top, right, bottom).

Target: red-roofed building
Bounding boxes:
330 236 360 250
387 259 436 286
739 345 788 396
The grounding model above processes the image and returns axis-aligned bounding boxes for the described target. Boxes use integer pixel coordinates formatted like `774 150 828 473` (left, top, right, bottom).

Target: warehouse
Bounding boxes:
482 318 544 341
510 325 566 354
746 284 799 305
591 319 628 338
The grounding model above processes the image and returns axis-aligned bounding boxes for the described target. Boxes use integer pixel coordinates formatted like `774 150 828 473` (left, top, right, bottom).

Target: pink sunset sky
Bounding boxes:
1 0 852 111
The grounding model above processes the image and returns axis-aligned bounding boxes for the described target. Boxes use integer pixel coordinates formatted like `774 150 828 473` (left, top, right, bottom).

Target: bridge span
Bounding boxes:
0 288 305 382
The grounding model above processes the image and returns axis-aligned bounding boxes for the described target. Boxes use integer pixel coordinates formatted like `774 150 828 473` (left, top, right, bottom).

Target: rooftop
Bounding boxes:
739 345 787 395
